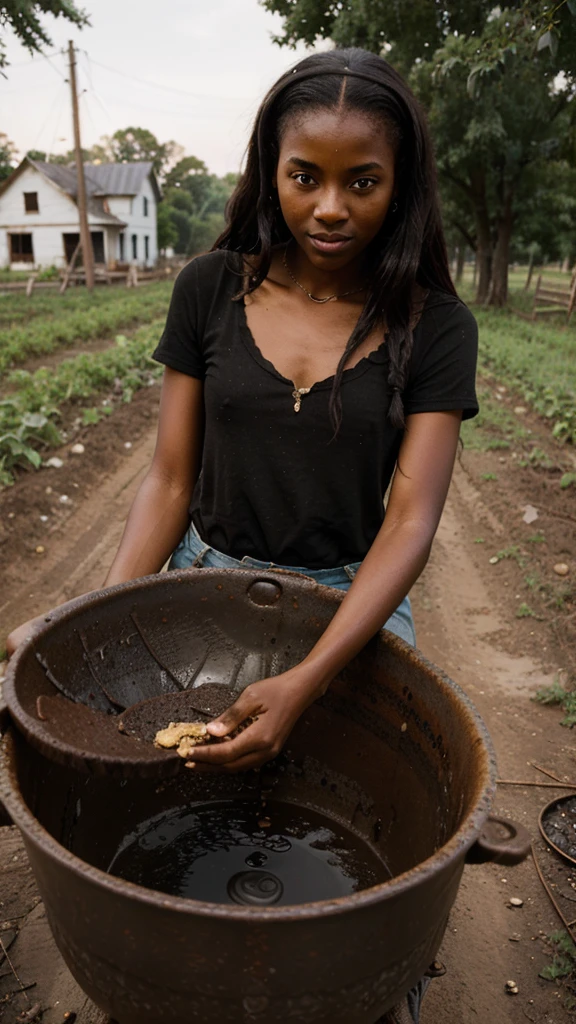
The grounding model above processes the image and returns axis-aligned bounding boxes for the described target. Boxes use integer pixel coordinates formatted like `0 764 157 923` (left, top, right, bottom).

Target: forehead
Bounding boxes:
278 107 396 167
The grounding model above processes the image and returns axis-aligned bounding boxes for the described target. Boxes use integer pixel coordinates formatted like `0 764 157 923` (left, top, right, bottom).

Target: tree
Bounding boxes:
157 202 178 253
0 0 89 68
0 132 17 180
163 155 208 190
261 0 576 305
98 127 179 178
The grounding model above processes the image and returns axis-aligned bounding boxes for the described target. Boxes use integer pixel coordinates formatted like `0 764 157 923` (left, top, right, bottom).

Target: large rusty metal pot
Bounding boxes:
0 569 529 1024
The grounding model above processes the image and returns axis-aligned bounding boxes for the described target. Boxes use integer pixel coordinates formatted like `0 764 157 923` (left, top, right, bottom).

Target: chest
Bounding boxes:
244 287 384 390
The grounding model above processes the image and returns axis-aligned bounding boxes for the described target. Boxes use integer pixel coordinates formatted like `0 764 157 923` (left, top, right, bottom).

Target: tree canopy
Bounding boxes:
0 0 89 67
0 132 17 181
261 0 576 304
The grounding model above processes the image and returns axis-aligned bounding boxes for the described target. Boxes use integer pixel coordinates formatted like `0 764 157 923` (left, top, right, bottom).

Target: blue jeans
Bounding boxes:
170 521 416 647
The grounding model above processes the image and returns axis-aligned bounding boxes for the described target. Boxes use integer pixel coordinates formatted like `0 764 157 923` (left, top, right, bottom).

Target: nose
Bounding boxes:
313 187 349 226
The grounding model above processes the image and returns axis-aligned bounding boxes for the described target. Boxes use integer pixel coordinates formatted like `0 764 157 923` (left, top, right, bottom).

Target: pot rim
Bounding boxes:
1 569 497 922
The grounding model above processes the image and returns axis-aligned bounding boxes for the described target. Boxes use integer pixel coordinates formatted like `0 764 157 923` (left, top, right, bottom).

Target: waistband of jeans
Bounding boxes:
184 521 361 582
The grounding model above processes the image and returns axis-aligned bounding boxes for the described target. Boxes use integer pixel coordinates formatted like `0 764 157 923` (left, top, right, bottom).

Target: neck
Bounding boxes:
288 243 366 300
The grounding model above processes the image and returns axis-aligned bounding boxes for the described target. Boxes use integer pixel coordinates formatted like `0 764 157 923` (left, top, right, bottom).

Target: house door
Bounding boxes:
63 231 105 265
63 233 80 264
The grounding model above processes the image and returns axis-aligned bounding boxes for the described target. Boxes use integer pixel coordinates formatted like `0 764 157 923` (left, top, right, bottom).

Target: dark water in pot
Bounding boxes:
107 799 391 906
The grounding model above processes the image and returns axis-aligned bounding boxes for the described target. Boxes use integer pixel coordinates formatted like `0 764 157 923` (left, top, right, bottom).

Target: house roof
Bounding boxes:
28 161 126 226
82 162 161 202
0 156 160 222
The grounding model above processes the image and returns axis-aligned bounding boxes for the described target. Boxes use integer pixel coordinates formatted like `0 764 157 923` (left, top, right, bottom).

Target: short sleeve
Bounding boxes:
152 259 205 379
404 299 479 421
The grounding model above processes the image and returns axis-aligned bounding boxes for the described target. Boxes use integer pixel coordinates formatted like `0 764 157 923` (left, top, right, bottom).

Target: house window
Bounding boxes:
9 233 34 263
119 233 125 261
131 234 138 260
144 235 150 261
24 192 39 213
143 196 149 217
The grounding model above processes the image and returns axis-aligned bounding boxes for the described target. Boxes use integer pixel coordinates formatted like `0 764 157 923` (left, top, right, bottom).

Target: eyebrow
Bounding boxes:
286 157 384 173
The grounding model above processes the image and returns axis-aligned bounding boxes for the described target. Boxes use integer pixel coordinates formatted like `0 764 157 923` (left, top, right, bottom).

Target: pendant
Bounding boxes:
292 387 311 412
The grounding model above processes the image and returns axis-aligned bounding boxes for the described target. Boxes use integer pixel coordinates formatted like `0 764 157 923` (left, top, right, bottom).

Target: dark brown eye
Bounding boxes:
293 173 315 186
351 177 377 191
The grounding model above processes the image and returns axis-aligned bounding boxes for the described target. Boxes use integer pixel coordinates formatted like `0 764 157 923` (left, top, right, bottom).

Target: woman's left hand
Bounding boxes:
188 671 319 773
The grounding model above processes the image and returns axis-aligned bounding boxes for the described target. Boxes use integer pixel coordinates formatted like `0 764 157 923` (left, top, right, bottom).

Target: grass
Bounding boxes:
458 275 576 445
460 381 530 451
0 281 173 374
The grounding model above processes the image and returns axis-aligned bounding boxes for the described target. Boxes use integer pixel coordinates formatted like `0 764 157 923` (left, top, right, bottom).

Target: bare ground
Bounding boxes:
0 382 575 1024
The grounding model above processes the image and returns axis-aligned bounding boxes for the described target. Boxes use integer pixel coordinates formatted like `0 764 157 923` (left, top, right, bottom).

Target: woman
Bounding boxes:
8 47 477 1024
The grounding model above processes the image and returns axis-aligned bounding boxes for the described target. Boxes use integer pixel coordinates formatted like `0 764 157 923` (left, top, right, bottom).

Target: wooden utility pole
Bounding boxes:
68 40 94 290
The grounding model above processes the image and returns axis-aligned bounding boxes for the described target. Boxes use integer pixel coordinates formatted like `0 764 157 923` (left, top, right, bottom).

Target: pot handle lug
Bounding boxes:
466 815 531 866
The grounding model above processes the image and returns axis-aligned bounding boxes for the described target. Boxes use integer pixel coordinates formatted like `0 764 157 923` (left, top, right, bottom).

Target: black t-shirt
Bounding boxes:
153 250 478 569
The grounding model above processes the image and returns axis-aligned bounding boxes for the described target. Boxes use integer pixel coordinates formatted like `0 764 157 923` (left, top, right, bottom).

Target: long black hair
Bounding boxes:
214 47 456 432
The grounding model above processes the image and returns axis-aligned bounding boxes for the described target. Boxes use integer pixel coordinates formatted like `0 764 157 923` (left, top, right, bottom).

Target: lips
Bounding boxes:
308 234 353 254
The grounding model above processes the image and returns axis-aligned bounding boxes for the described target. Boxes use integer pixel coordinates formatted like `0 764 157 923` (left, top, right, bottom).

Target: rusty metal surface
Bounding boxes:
0 567 505 1023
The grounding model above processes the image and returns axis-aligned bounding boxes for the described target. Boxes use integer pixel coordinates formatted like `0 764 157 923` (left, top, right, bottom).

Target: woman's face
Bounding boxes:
275 106 397 271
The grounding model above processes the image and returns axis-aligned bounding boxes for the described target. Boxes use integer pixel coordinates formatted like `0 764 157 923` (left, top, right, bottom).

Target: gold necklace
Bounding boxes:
282 247 364 304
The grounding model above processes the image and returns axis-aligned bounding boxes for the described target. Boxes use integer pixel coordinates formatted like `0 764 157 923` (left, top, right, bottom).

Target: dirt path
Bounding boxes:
0 394 574 1023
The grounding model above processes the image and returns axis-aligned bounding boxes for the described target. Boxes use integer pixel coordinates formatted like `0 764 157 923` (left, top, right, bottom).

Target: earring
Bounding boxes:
391 200 398 214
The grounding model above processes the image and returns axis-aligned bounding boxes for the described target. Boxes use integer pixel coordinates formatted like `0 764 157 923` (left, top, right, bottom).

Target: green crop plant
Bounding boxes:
0 322 164 486
0 281 173 373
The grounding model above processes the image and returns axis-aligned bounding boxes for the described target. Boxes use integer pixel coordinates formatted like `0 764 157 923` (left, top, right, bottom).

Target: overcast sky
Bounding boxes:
1 0 320 176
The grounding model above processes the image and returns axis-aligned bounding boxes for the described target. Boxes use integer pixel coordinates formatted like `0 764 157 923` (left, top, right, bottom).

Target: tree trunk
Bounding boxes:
468 169 493 304
475 220 492 303
455 246 465 284
524 250 535 291
488 193 514 307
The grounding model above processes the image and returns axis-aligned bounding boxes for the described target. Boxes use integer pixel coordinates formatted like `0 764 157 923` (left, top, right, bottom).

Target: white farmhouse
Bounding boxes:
0 157 160 270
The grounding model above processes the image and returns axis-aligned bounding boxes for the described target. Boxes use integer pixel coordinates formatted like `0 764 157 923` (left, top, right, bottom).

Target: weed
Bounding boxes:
486 439 511 450
527 532 546 544
493 545 525 566
481 472 498 481
474 537 486 544
560 472 576 490
533 677 576 727
528 447 554 470
516 602 536 618
524 573 541 591
539 931 576 1004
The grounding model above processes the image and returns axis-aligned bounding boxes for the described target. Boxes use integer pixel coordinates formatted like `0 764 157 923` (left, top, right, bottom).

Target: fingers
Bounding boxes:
206 685 262 738
191 751 272 774
190 725 264 765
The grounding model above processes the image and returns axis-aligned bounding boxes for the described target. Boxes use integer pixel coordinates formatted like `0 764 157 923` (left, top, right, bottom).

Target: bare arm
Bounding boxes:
191 409 462 771
104 368 204 585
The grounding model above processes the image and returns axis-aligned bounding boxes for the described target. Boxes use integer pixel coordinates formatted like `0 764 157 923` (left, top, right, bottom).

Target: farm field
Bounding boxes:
0 272 575 1023
0 280 173 485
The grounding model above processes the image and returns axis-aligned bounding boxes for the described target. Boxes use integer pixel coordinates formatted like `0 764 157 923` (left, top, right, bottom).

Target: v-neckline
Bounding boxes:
238 296 388 393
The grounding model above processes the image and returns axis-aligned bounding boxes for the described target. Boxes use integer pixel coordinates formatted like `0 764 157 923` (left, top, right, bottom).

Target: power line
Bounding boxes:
87 56 248 104
7 50 62 68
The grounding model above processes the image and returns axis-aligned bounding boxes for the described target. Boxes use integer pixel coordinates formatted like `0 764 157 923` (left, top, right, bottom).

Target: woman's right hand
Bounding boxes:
6 615 45 659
